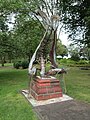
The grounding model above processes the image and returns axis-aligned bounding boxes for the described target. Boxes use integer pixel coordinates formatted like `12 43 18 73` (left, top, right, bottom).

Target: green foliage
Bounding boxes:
0 14 8 32
0 0 90 47
21 60 29 69
0 0 45 63
60 58 79 65
13 60 29 69
60 58 67 64
66 59 76 64
14 18 44 59
60 0 90 47
56 40 68 58
77 60 89 64
68 45 80 61
59 59 90 67
13 61 22 69
71 53 80 61
0 0 90 64
80 47 90 60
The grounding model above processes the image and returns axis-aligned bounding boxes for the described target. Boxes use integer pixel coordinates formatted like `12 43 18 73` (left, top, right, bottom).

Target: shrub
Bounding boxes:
21 60 29 69
67 59 75 64
13 61 22 69
13 60 29 69
60 58 67 64
78 60 89 64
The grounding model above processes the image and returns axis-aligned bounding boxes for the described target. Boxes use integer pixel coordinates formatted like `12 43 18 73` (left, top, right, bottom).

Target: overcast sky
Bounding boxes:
59 32 69 46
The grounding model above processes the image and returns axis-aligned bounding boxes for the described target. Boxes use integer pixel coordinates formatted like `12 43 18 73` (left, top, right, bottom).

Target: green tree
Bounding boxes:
1 0 90 47
69 44 80 61
0 31 20 66
80 47 90 60
56 40 68 58
0 32 10 66
0 10 9 66
1 0 90 64
14 14 44 61
0 0 44 63
60 0 90 47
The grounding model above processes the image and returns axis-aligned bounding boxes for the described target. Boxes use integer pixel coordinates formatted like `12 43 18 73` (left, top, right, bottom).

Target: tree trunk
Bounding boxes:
1 57 5 67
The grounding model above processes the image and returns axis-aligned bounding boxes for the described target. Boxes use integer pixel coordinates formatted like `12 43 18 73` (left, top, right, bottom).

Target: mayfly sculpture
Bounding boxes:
28 0 66 100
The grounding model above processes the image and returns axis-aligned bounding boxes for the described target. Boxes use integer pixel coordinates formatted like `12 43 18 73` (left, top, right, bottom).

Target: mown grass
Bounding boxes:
0 67 37 120
64 67 90 103
0 65 90 120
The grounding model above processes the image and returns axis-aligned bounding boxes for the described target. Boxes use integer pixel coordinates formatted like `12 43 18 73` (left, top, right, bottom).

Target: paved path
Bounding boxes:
33 100 90 120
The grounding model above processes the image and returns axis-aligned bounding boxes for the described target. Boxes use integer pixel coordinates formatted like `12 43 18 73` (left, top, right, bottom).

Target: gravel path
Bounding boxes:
34 100 90 120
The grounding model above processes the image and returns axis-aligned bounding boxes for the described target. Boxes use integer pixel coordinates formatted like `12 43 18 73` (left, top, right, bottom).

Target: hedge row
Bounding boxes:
59 59 90 65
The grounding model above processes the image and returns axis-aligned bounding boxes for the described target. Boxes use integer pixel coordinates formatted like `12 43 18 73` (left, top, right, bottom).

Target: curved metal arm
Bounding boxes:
28 27 49 75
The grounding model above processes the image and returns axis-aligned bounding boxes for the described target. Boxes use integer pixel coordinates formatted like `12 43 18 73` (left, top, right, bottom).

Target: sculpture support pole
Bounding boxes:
40 55 45 77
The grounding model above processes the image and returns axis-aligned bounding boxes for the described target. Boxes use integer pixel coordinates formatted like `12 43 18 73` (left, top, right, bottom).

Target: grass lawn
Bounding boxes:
64 67 90 103
0 65 90 120
0 67 37 120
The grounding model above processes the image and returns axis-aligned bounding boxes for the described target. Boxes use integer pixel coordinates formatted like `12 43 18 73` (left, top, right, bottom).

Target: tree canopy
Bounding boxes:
0 0 90 66
56 40 68 58
60 0 90 47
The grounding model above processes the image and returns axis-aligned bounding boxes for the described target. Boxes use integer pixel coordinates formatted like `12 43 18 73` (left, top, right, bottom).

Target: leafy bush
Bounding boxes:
13 61 22 69
21 60 29 69
13 60 29 69
78 60 89 64
67 59 76 64
60 58 67 64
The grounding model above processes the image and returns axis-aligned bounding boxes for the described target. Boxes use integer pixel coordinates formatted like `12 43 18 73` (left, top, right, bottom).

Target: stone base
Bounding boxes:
22 90 73 106
30 76 62 101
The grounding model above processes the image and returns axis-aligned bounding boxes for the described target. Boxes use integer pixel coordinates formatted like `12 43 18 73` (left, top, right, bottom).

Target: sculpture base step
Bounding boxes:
30 76 62 101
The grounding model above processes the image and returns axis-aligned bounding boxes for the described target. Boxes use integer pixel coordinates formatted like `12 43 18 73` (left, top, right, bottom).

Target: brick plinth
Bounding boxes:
30 76 62 101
